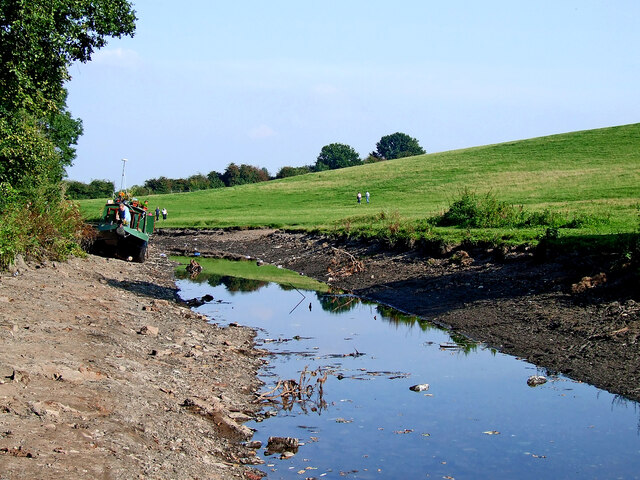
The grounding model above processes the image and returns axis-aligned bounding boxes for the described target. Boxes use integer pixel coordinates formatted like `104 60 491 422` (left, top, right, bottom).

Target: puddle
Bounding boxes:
176 262 640 479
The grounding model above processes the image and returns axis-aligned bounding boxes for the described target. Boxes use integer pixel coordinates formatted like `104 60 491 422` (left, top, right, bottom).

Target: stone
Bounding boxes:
138 325 159 336
266 436 299 455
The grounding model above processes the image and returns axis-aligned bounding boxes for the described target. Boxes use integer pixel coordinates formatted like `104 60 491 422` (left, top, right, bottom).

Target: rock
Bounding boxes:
10 369 31 386
150 348 173 357
29 401 60 417
182 397 253 440
138 325 159 336
409 383 430 392
0 364 15 380
265 436 299 455
527 375 547 387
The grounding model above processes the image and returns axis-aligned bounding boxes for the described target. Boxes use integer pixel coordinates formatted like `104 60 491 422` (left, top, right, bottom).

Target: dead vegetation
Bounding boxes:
258 366 329 413
327 247 364 278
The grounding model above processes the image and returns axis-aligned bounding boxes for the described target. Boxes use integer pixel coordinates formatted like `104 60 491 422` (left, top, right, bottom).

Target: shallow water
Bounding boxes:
177 273 640 480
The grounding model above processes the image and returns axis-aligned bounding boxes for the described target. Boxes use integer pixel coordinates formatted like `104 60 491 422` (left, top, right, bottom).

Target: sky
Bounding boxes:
65 0 640 189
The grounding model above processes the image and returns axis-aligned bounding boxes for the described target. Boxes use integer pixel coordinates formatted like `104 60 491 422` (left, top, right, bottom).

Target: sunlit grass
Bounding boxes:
172 256 329 292
79 123 640 245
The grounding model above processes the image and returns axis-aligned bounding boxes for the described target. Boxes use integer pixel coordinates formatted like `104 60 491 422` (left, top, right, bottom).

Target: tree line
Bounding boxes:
66 132 426 198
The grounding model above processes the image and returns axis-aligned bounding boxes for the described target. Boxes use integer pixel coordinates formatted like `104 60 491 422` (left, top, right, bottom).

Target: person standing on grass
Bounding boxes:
365 191 370 203
155 206 160 221
162 207 167 220
357 192 362 204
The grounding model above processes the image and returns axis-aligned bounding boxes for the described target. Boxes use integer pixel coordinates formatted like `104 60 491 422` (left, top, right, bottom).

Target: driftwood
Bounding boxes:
327 247 364 278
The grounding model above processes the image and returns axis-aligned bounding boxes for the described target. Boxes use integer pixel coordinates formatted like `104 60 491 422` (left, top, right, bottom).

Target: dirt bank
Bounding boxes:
154 228 640 403
0 248 266 479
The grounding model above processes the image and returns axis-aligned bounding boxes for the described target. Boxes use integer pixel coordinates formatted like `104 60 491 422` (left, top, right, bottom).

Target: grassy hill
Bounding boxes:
79 123 640 246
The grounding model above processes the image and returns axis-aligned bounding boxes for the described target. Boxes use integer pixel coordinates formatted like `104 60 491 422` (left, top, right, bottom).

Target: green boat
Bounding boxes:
93 199 155 262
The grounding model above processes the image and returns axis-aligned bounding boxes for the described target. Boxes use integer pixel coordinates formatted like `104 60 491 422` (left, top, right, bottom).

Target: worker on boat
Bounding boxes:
115 201 131 226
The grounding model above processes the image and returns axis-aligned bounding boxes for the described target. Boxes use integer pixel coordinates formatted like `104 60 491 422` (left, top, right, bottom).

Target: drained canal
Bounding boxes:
175 260 640 479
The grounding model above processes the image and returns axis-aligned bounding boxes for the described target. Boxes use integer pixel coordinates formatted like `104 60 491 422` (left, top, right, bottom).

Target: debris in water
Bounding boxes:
409 383 430 392
265 436 299 455
527 375 547 387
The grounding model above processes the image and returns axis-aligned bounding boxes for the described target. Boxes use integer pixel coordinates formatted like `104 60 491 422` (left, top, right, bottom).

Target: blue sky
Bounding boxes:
66 1 640 188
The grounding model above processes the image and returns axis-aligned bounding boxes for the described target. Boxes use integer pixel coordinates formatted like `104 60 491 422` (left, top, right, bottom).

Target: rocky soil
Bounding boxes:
0 247 266 480
154 228 640 403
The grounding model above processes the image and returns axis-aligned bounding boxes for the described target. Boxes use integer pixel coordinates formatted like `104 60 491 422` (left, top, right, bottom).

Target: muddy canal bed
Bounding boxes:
177 275 640 479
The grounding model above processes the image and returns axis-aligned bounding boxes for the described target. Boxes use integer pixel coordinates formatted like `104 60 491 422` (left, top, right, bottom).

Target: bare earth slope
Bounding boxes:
0 248 265 479
155 228 640 403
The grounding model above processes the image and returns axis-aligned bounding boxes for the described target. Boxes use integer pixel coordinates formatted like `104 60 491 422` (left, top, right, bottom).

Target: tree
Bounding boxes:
0 0 136 266
315 143 361 171
186 174 210 191
222 163 270 186
143 176 175 194
276 165 312 179
45 91 84 175
0 0 136 188
1 0 136 114
373 132 425 160
88 179 114 198
64 180 90 199
64 178 114 199
206 170 225 189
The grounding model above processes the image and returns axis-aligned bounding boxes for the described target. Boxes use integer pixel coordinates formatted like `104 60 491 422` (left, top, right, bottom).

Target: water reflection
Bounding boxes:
176 268 640 480
177 269 479 352
176 269 267 292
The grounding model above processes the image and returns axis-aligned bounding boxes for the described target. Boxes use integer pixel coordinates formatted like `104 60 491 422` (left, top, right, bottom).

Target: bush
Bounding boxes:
436 189 610 230
0 183 87 269
438 189 523 228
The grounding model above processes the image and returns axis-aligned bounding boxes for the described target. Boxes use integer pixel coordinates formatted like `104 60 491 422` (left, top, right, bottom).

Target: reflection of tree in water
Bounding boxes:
448 331 478 354
223 276 267 292
375 304 477 353
375 304 434 332
175 269 209 284
316 291 361 314
176 270 268 293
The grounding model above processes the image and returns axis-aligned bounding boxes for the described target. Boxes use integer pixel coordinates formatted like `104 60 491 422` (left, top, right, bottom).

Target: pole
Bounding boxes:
120 158 128 192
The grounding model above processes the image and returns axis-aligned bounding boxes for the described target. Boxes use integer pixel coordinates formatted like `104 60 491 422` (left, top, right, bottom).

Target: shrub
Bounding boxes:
437 189 609 230
0 183 87 269
438 189 522 228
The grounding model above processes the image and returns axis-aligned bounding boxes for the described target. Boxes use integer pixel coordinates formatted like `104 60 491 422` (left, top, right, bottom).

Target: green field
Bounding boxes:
79 124 640 246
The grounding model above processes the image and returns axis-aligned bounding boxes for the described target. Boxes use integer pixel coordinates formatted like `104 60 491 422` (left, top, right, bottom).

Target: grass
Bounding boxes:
172 257 329 292
79 123 640 247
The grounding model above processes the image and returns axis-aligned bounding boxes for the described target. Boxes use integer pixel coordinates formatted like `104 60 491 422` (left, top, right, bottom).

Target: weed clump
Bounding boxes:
435 188 609 229
0 183 88 269
437 189 522 228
